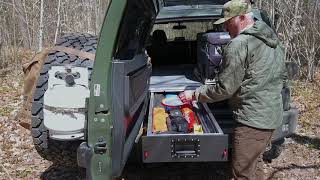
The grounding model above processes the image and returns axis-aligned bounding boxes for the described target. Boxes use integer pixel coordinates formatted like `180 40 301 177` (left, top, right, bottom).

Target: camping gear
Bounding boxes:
197 32 231 80
161 94 184 108
153 107 168 132
170 116 189 133
193 124 204 134
169 109 183 118
181 106 198 130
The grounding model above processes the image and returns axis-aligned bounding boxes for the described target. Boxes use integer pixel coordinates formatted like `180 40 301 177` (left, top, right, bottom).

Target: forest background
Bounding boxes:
0 0 320 179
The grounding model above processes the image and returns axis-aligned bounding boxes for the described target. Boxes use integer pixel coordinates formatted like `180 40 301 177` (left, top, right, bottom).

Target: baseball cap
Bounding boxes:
214 0 252 24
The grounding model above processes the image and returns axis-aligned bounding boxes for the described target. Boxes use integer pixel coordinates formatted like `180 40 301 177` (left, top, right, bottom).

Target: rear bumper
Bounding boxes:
142 134 228 163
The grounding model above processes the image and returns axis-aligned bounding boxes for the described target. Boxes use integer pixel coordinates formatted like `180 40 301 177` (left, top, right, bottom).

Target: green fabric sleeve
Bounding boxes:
278 45 289 87
195 41 247 103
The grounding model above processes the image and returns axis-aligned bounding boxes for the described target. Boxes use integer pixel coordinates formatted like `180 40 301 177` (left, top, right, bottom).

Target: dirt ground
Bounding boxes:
0 67 319 180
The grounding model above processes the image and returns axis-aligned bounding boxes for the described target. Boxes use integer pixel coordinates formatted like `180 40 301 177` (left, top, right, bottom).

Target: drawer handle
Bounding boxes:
171 139 200 158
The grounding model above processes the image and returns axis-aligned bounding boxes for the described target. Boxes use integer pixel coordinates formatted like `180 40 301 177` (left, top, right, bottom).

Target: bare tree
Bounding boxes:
54 0 62 44
12 0 17 69
38 0 44 51
1 0 317 81
15 0 30 48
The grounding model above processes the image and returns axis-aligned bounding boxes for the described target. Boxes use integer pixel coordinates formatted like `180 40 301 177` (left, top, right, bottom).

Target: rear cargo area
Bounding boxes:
141 28 236 163
141 64 229 163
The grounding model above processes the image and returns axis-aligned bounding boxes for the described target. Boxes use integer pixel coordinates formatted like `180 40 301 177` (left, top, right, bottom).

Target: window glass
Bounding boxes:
115 2 153 60
152 22 223 41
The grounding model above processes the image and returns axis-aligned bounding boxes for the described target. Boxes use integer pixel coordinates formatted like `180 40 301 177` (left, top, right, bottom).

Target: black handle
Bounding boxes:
171 139 200 158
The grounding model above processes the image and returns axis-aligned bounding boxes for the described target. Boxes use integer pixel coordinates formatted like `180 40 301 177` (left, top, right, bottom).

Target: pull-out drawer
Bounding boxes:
142 92 228 163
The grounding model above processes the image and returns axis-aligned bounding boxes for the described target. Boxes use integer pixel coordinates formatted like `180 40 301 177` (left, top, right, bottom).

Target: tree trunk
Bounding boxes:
15 0 30 48
258 0 262 8
0 18 3 69
39 0 44 51
86 0 91 33
12 0 17 69
54 0 62 44
289 0 300 41
23 0 32 48
95 0 100 35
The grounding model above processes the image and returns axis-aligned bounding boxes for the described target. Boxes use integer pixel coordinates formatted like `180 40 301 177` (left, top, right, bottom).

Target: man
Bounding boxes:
179 0 286 179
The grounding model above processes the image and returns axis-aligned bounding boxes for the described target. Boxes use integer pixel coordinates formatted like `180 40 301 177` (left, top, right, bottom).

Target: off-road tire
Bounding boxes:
41 165 86 180
31 33 97 166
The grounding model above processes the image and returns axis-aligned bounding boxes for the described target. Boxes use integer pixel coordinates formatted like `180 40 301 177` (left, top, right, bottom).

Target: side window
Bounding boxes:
114 2 153 60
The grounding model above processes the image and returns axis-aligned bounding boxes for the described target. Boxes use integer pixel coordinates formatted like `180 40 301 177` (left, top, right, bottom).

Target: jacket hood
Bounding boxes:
241 21 279 48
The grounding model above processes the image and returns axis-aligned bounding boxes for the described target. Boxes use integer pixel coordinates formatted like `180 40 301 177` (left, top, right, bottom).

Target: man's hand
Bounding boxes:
179 90 195 104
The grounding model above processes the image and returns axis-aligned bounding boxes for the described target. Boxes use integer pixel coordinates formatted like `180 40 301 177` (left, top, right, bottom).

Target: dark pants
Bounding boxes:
232 123 274 180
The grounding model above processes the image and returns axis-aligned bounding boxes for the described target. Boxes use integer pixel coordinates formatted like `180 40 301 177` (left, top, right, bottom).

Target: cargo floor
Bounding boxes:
150 64 202 92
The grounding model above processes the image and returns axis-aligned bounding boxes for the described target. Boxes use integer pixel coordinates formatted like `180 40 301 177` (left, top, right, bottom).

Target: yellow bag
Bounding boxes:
153 108 168 133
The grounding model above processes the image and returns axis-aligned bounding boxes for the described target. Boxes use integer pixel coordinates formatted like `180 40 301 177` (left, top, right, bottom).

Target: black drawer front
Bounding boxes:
142 135 228 163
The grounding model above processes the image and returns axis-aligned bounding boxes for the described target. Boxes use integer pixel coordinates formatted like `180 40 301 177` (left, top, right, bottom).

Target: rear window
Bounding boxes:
152 22 223 41
164 0 228 6
114 1 153 60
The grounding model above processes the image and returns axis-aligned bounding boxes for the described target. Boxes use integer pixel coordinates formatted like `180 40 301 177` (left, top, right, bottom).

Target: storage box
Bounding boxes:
142 91 229 163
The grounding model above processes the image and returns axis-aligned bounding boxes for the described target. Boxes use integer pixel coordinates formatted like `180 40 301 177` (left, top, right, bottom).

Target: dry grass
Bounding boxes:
0 48 35 76
291 72 320 137
0 71 51 180
265 71 320 179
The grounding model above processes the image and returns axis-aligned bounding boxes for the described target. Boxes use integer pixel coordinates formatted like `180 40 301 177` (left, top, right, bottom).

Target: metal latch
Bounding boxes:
94 138 108 154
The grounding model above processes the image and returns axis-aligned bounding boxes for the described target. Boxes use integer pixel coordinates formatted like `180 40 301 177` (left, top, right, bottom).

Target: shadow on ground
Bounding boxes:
40 162 231 180
40 161 320 179
291 134 320 150
267 163 320 180
119 162 231 180
41 165 85 180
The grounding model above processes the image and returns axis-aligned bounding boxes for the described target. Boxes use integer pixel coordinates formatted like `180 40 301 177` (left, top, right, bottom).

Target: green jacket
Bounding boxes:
252 9 273 29
195 21 286 129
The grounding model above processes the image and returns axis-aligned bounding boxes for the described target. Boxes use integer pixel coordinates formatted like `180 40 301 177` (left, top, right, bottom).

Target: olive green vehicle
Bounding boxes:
30 0 298 179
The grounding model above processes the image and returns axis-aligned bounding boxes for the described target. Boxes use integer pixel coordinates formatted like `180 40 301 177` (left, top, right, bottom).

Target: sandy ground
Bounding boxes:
0 69 319 180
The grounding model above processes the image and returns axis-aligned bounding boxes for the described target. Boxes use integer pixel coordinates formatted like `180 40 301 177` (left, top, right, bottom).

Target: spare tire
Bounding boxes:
31 33 97 166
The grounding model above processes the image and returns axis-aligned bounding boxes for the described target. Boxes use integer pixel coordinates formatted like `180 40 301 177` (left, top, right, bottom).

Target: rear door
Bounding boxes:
110 0 158 176
85 0 160 179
